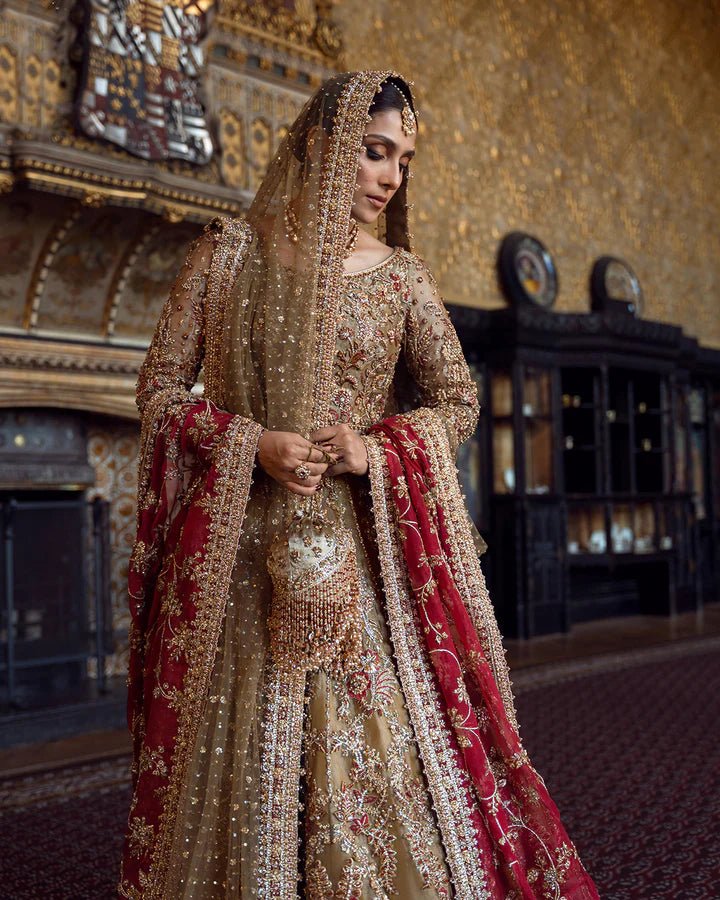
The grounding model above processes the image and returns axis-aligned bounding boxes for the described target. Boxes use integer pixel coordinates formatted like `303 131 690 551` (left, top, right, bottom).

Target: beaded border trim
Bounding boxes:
364 436 493 899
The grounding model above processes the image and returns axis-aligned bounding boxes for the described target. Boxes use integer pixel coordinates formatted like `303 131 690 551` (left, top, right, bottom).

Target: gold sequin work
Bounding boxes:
158 241 479 899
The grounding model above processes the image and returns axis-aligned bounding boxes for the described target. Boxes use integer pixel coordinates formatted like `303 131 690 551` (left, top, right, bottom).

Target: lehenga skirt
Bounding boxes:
163 480 451 899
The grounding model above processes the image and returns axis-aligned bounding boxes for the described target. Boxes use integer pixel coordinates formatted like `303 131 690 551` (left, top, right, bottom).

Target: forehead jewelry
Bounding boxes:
401 100 417 137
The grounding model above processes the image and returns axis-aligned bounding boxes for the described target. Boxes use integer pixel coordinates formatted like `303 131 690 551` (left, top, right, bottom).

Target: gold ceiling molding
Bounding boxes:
4 140 244 222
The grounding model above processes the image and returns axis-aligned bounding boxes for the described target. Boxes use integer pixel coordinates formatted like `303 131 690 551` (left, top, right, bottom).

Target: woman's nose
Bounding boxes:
382 164 403 191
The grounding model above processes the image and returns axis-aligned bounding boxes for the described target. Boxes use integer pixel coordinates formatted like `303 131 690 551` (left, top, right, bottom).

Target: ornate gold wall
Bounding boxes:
335 0 720 345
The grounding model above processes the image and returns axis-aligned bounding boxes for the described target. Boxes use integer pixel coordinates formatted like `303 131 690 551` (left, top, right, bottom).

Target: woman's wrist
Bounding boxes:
256 427 267 458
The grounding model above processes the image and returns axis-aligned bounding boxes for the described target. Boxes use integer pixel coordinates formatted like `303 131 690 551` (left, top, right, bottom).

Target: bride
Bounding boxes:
119 71 598 900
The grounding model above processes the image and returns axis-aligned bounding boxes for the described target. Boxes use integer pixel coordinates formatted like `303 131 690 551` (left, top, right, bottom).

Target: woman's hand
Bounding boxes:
309 424 368 477
256 430 338 496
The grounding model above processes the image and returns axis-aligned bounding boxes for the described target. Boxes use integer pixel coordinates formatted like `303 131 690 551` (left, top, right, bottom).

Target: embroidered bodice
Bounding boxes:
331 247 479 450
137 226 479 455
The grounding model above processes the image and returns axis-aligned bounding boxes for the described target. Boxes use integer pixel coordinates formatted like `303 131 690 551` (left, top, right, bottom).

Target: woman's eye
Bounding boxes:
365 147 384 161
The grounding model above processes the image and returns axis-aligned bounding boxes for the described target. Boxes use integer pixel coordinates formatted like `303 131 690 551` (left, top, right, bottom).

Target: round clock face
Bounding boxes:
498 232 558 309
604 259 644 315
591 256 644 316
516 245 553 306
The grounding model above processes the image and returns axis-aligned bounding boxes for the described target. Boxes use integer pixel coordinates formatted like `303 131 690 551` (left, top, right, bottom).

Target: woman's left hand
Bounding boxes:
309 424 368 477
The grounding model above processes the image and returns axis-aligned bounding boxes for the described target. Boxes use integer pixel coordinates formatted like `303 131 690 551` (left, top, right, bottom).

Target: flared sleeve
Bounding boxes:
398 253 480 454
136 230 214 420
121 220 264 896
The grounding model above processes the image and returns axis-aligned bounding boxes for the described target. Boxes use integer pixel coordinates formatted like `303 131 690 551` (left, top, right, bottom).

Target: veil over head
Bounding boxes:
211 72 420 678
216 71 417 438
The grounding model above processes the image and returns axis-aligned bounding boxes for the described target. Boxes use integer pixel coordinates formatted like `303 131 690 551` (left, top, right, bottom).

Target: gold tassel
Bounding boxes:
267 495 362 675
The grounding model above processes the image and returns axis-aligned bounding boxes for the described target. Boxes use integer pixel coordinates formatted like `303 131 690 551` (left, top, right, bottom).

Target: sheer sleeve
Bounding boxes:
399 254 480 453
134 219 261 491
136 227 216 423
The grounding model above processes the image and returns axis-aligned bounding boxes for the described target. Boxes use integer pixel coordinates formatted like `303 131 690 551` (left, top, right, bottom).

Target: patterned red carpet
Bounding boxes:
0 637 718 899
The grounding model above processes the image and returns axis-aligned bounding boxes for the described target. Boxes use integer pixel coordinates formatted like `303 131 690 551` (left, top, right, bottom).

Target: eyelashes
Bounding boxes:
364 146 411 173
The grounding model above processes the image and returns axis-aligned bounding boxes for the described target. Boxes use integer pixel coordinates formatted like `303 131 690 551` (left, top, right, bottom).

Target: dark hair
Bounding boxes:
369 78 415 118
291 74 415 163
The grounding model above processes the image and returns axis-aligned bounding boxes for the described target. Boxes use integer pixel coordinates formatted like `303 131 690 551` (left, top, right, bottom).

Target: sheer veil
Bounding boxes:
218 71 414 436
219 72 418 675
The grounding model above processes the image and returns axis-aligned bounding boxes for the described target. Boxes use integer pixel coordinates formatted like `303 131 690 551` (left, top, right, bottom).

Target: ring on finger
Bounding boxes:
294 464 311 480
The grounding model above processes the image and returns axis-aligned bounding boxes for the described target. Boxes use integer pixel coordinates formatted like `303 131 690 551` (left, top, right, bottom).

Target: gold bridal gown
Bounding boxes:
122 71 598 900
161 239 478 899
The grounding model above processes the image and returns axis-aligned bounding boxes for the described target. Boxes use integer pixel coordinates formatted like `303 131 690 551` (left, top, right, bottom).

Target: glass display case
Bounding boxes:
689 386 707 520
450 300 720 639
490 371 515 494
523 367 554 494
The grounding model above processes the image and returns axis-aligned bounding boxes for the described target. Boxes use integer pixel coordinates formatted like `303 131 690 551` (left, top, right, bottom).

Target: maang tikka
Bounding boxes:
401 99 417 136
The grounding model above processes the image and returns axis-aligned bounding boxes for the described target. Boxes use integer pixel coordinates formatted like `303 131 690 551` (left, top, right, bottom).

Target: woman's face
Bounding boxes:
351 108 416 225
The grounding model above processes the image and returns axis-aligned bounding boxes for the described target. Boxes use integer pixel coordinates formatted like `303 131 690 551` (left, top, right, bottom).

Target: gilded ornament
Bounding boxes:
401 100 417 136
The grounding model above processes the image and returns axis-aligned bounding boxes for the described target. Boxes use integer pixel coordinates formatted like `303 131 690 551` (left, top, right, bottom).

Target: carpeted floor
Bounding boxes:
1 637 718 899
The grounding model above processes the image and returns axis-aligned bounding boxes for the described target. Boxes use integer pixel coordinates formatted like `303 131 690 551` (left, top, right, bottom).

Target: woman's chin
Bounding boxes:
352 208 380 226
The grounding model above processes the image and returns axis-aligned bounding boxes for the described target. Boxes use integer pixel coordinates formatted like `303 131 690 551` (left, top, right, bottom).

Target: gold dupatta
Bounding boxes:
121 72 421 899
213 73 416 676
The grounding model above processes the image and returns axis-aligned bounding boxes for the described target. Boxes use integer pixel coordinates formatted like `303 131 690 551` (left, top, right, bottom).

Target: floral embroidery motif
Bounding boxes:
332 251 479 451
303 572 451 899
127 817 155 858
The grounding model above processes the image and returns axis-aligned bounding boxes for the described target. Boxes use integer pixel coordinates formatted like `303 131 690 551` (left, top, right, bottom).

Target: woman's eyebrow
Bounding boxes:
364 133 416 158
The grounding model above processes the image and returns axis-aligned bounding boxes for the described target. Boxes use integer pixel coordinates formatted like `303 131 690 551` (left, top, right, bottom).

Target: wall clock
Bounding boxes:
497 232 558 310
590 256 644 317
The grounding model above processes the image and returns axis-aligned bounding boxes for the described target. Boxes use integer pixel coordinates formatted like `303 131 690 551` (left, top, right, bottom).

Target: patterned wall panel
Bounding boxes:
0 4 74 131
0 192 68 330
0 190 203 345
334 0 720 346
219 108 246 188
37 206 147 334
87 419 140 675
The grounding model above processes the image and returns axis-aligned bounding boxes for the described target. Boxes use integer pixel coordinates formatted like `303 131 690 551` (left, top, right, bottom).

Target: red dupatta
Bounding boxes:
119 216 263 899
120 400 262 898
368 413 599 900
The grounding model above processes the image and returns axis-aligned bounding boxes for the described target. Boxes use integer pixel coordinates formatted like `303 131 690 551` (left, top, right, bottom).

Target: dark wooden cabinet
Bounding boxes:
451 304 720 639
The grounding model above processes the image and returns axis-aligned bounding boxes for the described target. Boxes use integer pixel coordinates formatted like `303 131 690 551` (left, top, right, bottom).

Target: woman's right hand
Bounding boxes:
256 430 337 496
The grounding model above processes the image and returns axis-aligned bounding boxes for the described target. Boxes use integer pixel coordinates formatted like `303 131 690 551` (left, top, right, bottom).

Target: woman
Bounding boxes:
120 72 598 899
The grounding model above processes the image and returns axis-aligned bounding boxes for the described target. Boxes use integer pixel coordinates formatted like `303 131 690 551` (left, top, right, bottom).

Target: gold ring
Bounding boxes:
294 465 311 480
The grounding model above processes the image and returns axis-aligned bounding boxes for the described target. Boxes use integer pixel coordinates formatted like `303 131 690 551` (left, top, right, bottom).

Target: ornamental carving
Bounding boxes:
219 0 342 58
